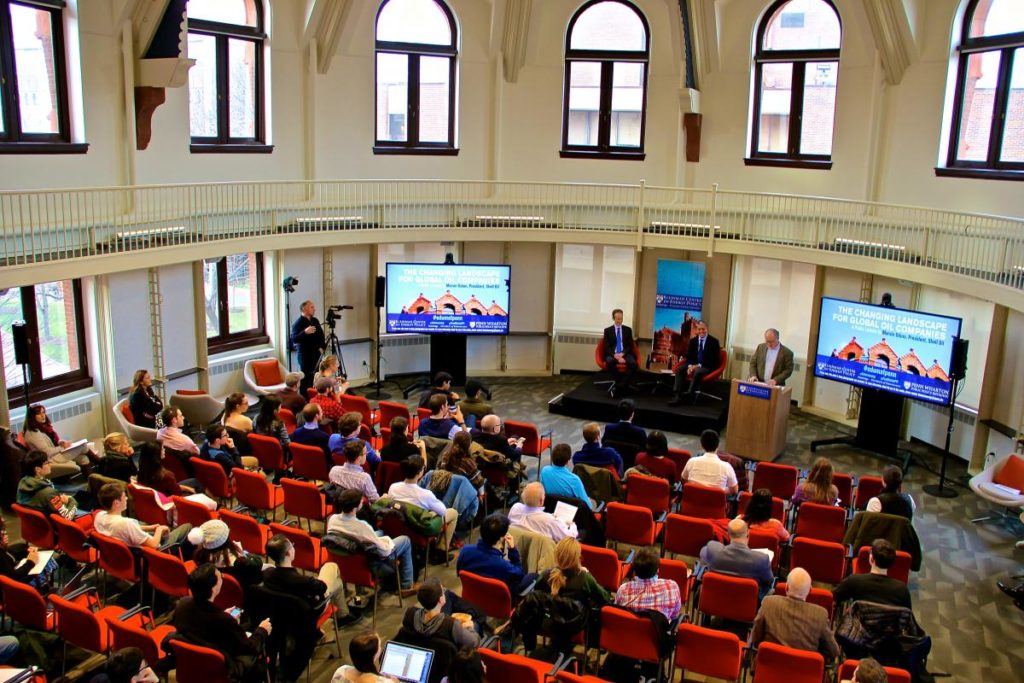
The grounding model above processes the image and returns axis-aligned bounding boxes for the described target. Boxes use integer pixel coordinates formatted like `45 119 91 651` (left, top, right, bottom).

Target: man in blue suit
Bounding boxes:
699 518 775 597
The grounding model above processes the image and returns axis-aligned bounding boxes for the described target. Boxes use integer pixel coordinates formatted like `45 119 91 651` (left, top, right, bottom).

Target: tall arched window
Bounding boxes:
187 0 267 151
749 0 841 167
562 0 650 159
942 0 1024 178
375 0 458 154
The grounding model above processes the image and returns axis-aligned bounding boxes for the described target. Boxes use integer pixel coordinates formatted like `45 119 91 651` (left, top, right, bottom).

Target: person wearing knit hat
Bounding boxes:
187 519 259 588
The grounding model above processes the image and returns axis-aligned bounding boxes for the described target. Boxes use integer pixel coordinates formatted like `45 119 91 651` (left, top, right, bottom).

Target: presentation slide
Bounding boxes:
386 262 511 335
814 297 962 405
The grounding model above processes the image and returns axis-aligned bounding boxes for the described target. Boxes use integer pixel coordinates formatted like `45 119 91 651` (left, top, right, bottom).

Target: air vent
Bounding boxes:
209 357 262 377
12 398 93 433
554 334 601 345
381 336 429 349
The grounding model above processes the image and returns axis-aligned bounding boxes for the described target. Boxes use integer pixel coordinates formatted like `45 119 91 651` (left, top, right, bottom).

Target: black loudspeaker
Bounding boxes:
11 321 30 365
374 276 386 308
949 337 969 380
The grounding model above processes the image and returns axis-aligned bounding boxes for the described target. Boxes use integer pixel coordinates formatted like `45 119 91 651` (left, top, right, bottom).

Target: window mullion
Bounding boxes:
217 259 230 337
790 62 806 158
19 287 42 387
987 47 1014 167
408 54 421 147
598 61 614 150
0 5 24 139
216 36 230 143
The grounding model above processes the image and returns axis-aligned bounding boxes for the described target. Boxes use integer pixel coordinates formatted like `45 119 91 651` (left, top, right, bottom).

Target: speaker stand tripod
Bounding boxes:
361 304 398 400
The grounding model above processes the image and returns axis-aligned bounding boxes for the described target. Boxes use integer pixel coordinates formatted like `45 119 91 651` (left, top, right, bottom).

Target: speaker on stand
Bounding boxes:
363 276 392 400
923 337 968 498
11 321 32 409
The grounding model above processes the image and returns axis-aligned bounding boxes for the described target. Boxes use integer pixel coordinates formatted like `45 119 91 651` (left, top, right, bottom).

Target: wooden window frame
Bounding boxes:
560 0 650 160
206 252 269 354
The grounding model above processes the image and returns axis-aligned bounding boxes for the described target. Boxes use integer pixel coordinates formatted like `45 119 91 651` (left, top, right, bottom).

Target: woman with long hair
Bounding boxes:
314 355 340 385
21 404 94 478
128 369 163 429
222 393 252 433
792 456 839 506
439 431 484 490
380 416 426 463
136 443 201 503
740 488 789 542
253 396 290 450
537 537 610 605
332 632 396 682
635 430 677 483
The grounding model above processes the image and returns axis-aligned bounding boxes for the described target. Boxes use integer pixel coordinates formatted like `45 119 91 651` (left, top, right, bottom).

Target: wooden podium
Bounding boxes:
725 379 791 462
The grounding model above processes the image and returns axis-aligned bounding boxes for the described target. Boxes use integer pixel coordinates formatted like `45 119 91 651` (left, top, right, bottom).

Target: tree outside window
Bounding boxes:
204 253 267 353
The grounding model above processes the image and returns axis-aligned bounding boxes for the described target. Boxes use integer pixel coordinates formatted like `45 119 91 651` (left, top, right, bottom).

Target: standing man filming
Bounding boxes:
748 328 794 386
291 300 325 395
602 308 637 398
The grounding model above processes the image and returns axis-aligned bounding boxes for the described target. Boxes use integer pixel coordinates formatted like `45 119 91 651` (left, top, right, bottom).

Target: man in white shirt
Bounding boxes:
681 430 738 494
387 456 459 554
93 482 191 549
327 489 418 595
508 482 578 543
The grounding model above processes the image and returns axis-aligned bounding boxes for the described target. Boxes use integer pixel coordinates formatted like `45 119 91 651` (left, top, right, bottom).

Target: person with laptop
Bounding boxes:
331 631 399 683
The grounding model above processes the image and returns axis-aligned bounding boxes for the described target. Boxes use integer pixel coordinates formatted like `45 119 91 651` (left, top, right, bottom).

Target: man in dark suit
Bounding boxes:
669 320 721 405
601 308 637 396
602 399 647 453
290 300 325 394
699 518 775 596
747 328 795 386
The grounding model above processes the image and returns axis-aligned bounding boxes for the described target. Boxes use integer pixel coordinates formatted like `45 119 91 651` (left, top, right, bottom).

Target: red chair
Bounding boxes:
375 460 404 496
748 528 781 572
504 419 552 480
459 570 512 625
161 448 192 483
281 478 329 531
232 467 284 520
738 491 786 523
50 513 99 569
141 546 194 602
680 482 727 519
833 472 854 508
212 572 245 611
853 545 912 584
665 448 691 480
168 639 231 683
219 508 271 555
838 659 912 683
190 457 234 503
752 642 824 683
674 623 743 682
751 462 800 500
774 581 835 623
478 648 552 683
790 537 847 585
556 672 612 683
106 614 176 670
598 606 667 677
659 557 691 604
12 504 56 550
416 407 431 427
793 502 847 543
90 531 143 604
49 589 149 680
171 495 218 527
625 473 672 515
340 393 379 429
580 544 632 593
268 522 324 572
328 549 401 629
279 407 298 434
663 513 716 560
378 400 418 433
248 433 287 472
605 502 664 549
290 441 330 482
670 348 728 392
853 475 884 510
128 484 171 526
0 574 55 631
697 572 760 630
594 338 642 395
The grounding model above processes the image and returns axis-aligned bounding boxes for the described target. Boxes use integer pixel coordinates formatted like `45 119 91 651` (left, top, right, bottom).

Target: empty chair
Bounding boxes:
598 606 668 681
674 623 744 682
233 467 284 520
752 641 824 683
49 589 149 680
853 475 884 510
379 400 418 433
793 502 847 543
478 648 553 683
168 639 231 683
290 441 330 482
375 460 404 496
790 537 847 585
665 448 691 481
248 433 287 473
579 544 633 593
625 473 672 516
105 613 177 670
327 549 401 629
244 358 288 396
170 390 224 428
680 482 727 519
748 528 781 572
853 545 912 584
0 575 56 631
340 393 379 429
751 462 799 500
268 523 325 572
556 672 613 683
459 570 513 626
90 531 144 603
12 504 56 550
605 502 664 549
190 457 234 503
837 659 912 683
129 484 172 526
219 508 271 555
172 495 218 527
281 478 329 531
833 473 854 509
141 546 193 603
50 513 99 574
663 513 716 560
697 572 760 632
503 419 552 479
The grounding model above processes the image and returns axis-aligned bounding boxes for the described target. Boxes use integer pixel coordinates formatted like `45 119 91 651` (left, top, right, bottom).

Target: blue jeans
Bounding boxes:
0 635 18 665
378 531 414 589
178 477 204 493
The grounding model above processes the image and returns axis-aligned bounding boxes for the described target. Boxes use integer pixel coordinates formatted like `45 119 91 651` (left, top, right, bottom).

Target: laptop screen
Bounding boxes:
379 641 434 683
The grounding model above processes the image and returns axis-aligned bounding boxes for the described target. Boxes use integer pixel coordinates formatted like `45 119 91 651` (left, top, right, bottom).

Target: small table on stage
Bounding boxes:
725 379 791 461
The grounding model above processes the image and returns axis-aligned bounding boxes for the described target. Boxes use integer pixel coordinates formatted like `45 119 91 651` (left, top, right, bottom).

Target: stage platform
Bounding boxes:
548 372 730 435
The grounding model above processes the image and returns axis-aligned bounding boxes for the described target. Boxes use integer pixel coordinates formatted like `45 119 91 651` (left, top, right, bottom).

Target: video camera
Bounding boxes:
324 305 353 328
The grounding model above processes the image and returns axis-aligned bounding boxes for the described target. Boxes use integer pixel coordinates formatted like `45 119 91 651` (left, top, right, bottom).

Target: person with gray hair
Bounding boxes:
752 567 840 659
508 481 578 542
748 327 794 386
275 371 307 414
699 518 775 595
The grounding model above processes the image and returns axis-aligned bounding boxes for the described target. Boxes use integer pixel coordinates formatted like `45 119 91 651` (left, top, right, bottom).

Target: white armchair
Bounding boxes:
169 391 224 428
112 398 159 443
969 454 1024 534
243 358 287 396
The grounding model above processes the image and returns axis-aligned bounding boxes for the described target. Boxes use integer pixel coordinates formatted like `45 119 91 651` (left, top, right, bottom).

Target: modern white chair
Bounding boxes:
243 358 287 396
969 454 1024 537
169 390 224 428
112 398 159 443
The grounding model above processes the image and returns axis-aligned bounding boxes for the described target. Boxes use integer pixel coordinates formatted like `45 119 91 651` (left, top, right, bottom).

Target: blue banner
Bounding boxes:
652 260 705 362
736 382 772 400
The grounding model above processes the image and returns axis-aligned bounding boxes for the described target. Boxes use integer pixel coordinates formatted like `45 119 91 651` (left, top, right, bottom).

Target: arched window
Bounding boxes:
749 0 841 167
943 0 1024 178
375 0 458 154
562 0 650 159
187 0 267 150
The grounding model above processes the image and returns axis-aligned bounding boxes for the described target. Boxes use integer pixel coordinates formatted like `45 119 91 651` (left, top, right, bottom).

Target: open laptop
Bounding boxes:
379 641 434 683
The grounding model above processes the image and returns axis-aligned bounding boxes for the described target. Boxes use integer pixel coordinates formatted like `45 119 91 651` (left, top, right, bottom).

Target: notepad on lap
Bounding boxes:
60 438 89 453
553 501 578 526
28 550 54 576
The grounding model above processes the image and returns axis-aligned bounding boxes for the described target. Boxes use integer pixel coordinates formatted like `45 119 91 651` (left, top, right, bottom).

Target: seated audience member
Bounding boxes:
535 537 610 608
718 450 749 493
94 482 191 548
741 488 790 542
200 424 259 476
602 399 647 452
189 519 262 589
291 403 332 460
418 394 468 440
840 657 889 683
572 422 624 478
310 377 346 425
264 533 347 611
156 407 200 455
455 513 526 594
275 371 308 415
440 649 486 683
699 518 775 596
313 355 341 386
17 451 87 521
380 416 427 463
833 539 912 609
540 443 593 509
253 396 290 451
867 465 916 520
99 432 138 482
438 432 485 491
22 403 93 478
388 456 459 553
128 369 164 430
329 412 381 470
222 392 253 433
635 431 677 483
792 456 839 506
417 371 460 409
172 563 272 680
331 632 395 683
136 443 205 505
509 482 578 543
458 379 493 425
330 441 380 503
402 577 480 650
614 547 682 620
470 414 523 463
751 567 840 660
329 489 417 596
93 646 159 683
681 429 738 494
0 513 43 583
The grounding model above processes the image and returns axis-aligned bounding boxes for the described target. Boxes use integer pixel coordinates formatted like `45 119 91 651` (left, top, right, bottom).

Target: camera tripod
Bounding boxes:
318 307 350 378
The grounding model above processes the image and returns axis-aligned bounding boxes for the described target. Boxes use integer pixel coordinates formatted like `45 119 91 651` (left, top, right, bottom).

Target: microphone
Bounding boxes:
339 305 354 310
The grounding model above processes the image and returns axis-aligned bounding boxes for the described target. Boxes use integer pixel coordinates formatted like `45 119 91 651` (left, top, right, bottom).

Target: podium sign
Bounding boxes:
726 379 791 461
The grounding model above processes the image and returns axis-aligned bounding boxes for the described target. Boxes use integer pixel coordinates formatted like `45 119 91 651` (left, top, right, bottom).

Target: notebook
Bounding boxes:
552 500 578 526
379 641 434 683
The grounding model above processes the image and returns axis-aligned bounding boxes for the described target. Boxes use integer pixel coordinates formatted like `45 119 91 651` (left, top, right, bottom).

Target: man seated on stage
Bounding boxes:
681 429 738 494
602 399 647 453
669 320 721 406
471 414 523 463
458 379 493 427
508 482 578 543
572 423 623 478
418 371 460 409
601 308 637 397
418 394 469 440
747 328 794 386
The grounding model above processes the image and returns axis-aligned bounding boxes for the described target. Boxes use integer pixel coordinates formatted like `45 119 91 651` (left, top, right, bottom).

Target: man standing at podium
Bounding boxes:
747 328 794 386
602 309 637 397
669 320 721 406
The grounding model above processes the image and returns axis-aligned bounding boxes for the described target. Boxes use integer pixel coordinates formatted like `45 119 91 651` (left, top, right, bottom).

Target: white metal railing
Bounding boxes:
2 179 1023 293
